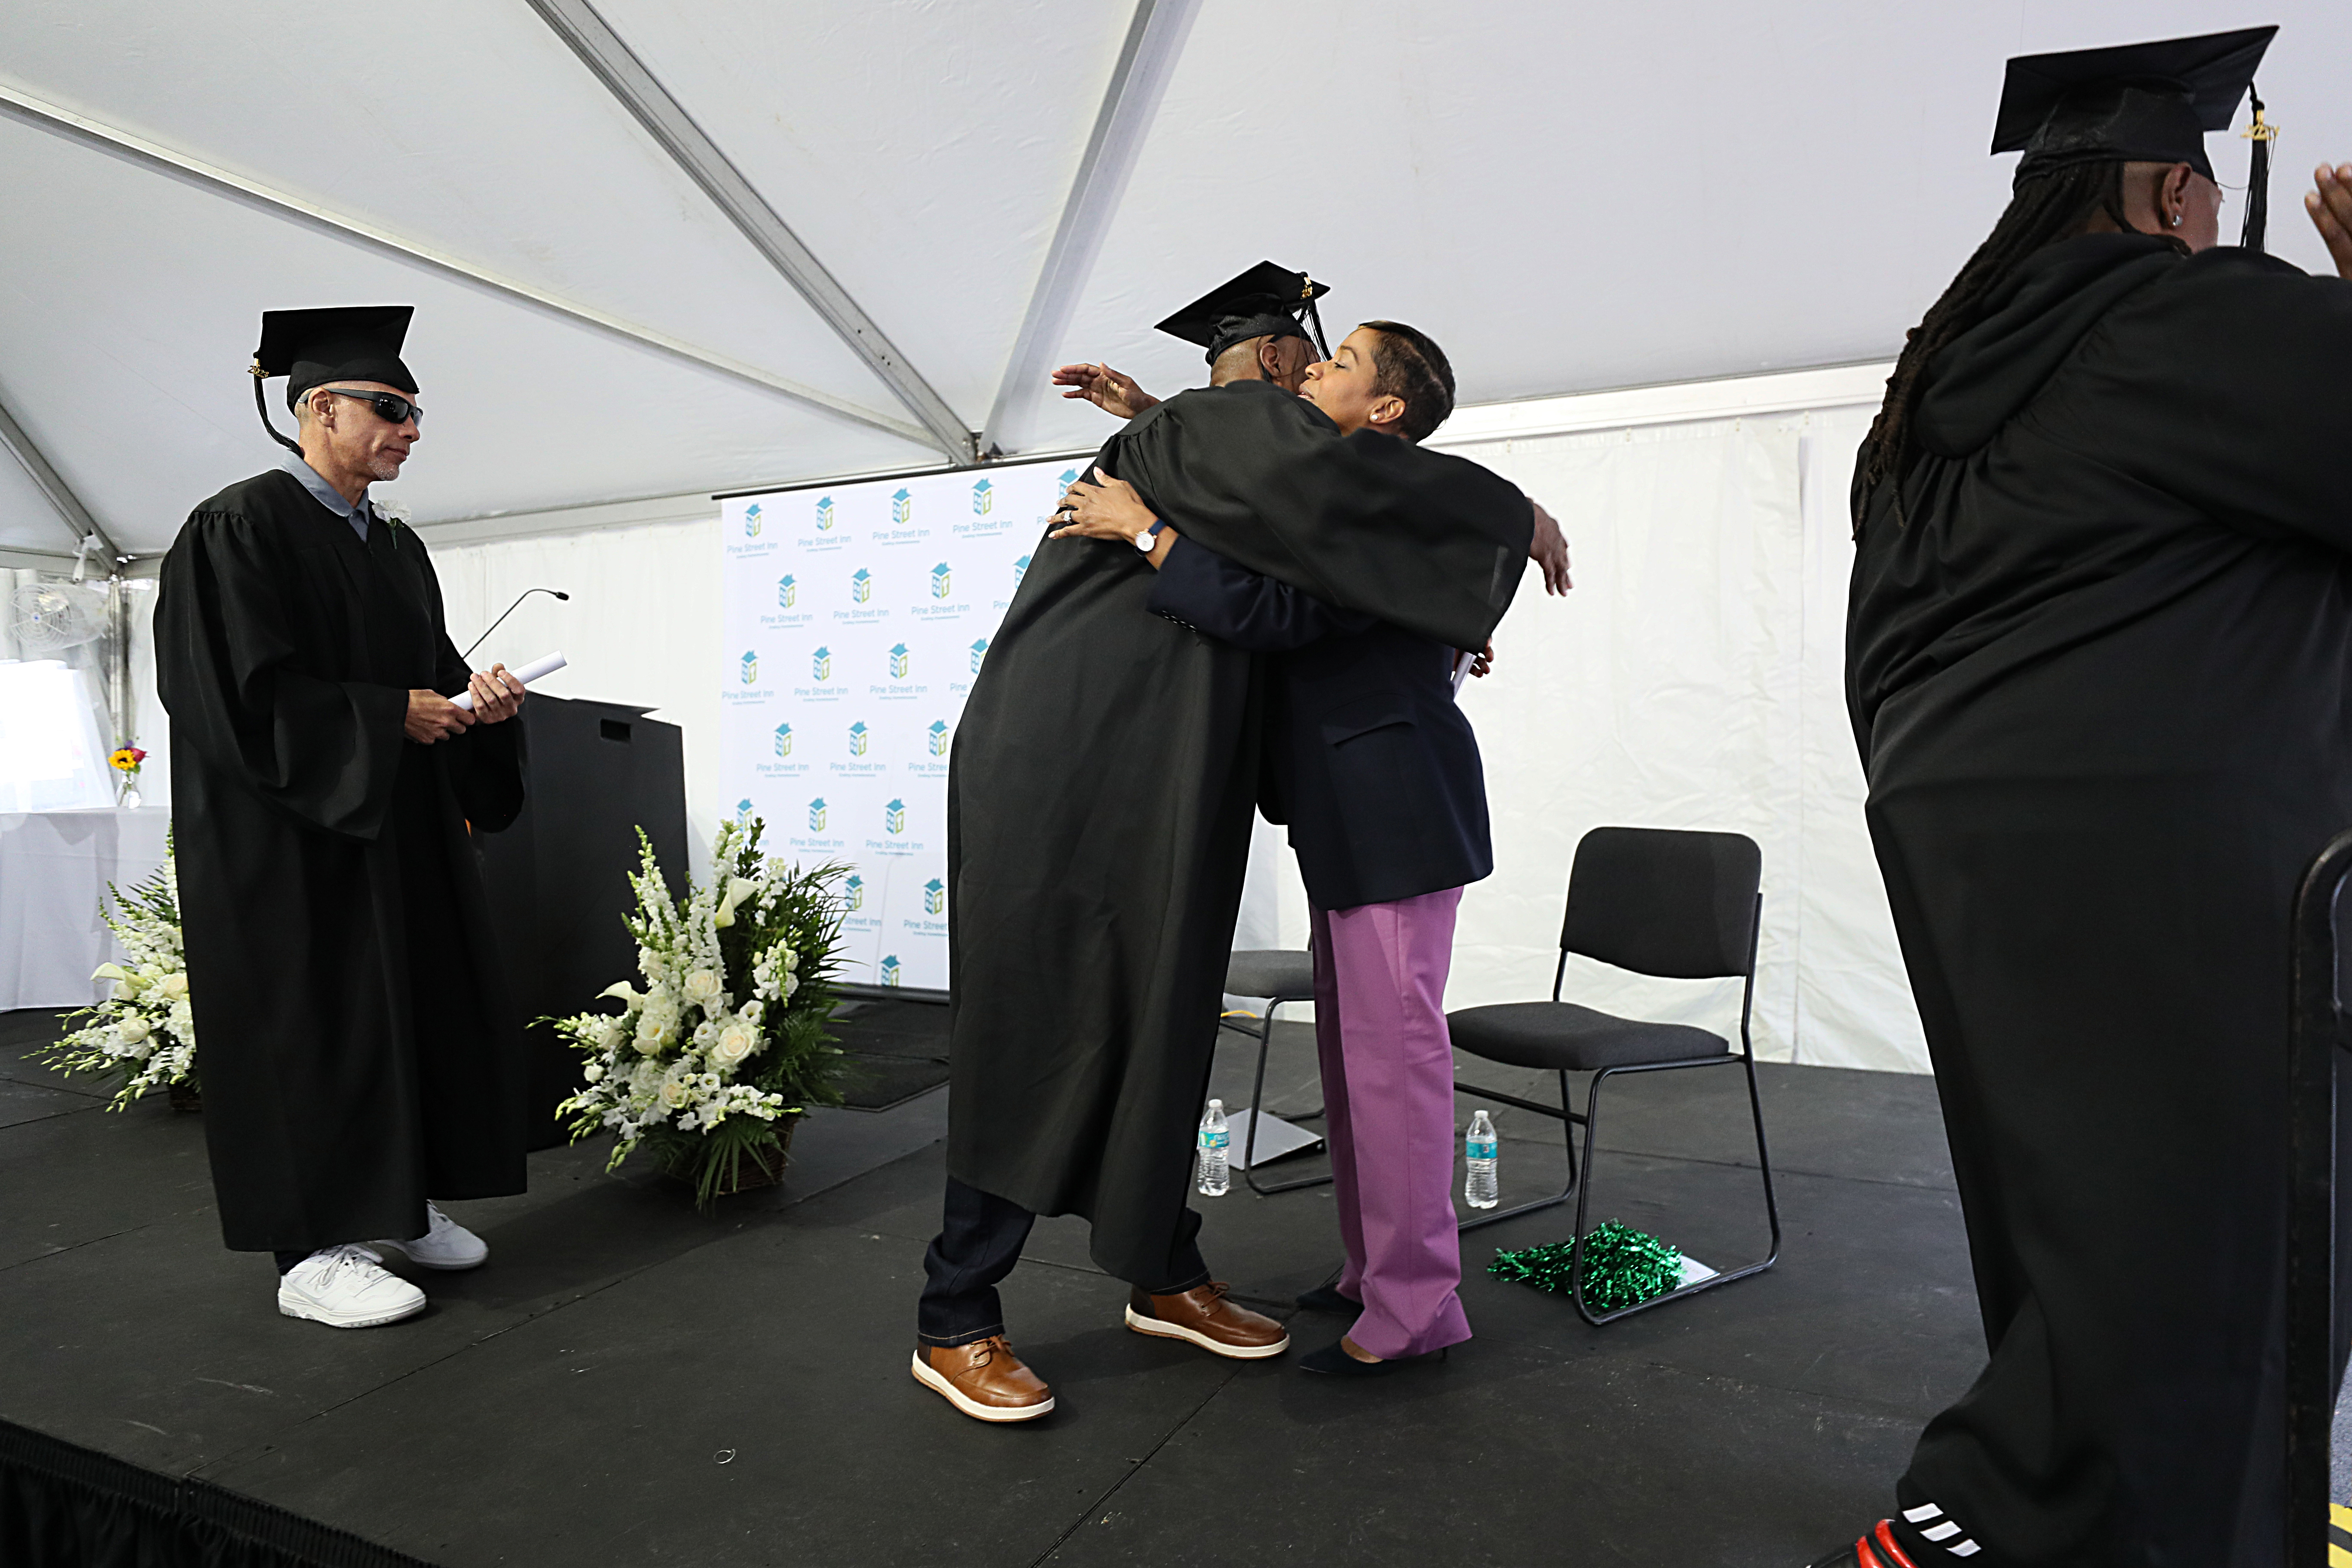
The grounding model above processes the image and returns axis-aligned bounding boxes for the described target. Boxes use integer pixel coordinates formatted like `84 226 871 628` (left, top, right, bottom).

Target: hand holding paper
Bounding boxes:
451 650 566 711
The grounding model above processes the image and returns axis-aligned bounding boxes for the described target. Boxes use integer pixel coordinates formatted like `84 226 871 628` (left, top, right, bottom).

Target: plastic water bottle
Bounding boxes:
1197 1099 1231 1197
1464 1110 1499 1209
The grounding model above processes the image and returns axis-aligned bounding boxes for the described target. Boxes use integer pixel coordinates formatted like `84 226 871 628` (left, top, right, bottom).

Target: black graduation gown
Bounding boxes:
948 382 1528 1285
156 469 527 1253
1847 234 2352 1565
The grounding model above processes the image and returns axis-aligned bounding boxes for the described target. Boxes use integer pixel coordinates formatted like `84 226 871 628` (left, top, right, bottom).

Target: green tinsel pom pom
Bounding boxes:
1488 1219 1684 1312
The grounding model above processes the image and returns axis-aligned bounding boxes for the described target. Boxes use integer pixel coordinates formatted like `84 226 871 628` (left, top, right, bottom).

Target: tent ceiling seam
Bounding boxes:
0 389 122 564
0 84 932 449
525 0 977 463
979 0 1201 459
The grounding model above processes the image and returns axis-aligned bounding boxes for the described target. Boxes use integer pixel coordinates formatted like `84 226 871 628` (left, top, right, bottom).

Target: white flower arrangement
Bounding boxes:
41 841 199 1110
554 817 847 1205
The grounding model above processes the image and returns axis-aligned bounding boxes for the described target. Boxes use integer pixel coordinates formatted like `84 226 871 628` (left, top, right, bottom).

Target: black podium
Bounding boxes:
475 693 689 1149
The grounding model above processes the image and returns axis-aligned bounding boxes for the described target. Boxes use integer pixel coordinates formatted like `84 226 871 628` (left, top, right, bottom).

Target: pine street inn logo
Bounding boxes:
925 877 946 916
878 486 928 549
739 649 758 684
888 643 911 680
928 720 949 756
760 572 811 631
954 474 1017 538
797 644 846 704
729 498 781 560
847 720 869 757
885 798 906 835
969 637 988 674
836 564 888 625
879 954 902 987
794 795 845 852
845 873 865 911
760 720 807 779
793 493 845 553
736 797 755 825
910 557 966 620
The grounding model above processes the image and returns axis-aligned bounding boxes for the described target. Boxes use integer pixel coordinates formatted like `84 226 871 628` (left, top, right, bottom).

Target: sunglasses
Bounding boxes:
315 387 425 427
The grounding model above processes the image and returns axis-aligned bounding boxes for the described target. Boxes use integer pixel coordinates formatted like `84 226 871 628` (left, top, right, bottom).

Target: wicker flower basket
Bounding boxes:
660 1115 799 1197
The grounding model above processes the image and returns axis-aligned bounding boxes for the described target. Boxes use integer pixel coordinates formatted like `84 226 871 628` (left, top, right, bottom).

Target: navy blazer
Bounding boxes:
1146 537 1493 912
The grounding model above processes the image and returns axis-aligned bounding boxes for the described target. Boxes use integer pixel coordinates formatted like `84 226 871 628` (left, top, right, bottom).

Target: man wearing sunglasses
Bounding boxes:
156 305 532 1332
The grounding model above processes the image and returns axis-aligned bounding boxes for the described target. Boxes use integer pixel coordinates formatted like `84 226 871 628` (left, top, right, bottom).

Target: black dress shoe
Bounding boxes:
1294 1283 1361 1314
1297 1340 1447 1376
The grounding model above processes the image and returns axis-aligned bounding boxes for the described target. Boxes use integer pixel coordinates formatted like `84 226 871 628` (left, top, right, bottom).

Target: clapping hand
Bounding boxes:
2308 164 2352 279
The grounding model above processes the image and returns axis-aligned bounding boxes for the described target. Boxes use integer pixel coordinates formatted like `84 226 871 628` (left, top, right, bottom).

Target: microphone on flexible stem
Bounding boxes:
463 588 569 661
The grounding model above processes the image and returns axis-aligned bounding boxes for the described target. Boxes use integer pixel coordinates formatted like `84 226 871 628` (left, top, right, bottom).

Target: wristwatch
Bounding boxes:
1133 518 1168 552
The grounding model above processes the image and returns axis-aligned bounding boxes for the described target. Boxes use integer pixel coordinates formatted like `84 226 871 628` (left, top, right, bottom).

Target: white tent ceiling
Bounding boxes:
2 1 2345 559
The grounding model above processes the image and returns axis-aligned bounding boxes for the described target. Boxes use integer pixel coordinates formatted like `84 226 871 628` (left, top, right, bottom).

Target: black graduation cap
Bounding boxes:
1993 26 2280 246
1155 262 1330 365
248 305 417 452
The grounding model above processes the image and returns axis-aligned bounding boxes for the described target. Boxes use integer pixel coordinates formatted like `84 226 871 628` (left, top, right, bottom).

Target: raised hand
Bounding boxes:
2305 163 2352 279
1050 361 1160 420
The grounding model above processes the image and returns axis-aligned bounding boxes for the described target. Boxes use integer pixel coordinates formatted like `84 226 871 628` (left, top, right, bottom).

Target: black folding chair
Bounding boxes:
2286 829 2352 1565
1222 949 1330 1195
1446 826 1781 1325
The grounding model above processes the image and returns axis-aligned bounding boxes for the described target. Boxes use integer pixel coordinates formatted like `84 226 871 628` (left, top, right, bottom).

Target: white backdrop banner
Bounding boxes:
719 458 1076 989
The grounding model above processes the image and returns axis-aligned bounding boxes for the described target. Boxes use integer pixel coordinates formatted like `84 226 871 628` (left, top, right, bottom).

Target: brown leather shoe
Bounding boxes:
910 1336 1055 1423
1124 1282 1289 1359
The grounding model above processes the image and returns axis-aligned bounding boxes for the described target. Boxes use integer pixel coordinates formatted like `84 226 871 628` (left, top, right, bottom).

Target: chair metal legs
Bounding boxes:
1452 1051 1782 1324
1241 1002 1331 1196
1563 1050 1782 1326
1455 1071 1579 1232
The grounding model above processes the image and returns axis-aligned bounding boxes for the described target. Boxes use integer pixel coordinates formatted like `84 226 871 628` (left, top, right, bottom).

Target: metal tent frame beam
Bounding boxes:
0 84 930 449
0 388 121 566
527 0 976 463
980 0 1201 458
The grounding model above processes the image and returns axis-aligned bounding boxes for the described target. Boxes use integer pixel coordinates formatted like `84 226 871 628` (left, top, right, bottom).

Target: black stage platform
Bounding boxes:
2 1006 2340 1565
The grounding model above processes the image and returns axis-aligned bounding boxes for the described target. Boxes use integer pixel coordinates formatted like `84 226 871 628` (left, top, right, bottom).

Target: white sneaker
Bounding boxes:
277 1244 427 1329
371 1201 488 1271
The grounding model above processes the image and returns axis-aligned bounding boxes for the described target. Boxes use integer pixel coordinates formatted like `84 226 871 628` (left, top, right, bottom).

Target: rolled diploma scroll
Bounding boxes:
450 650 567 710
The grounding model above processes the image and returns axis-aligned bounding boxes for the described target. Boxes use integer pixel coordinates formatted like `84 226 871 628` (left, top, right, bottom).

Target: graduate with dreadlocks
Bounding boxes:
1825 27 2352 1568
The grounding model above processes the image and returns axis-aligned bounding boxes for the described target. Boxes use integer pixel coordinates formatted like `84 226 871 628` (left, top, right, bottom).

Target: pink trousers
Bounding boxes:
1312 886 1472 1359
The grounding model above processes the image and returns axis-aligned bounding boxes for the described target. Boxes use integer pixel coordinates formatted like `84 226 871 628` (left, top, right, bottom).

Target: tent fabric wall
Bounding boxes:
1392 407 1924 1072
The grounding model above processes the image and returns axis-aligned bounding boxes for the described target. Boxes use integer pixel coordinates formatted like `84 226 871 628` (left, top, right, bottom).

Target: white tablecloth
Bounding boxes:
0 808 170 1008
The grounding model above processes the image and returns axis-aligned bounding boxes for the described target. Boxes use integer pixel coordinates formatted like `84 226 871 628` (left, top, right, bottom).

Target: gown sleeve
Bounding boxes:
155 508 409 840
2086 257 2352 553
1145 537 1377 651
